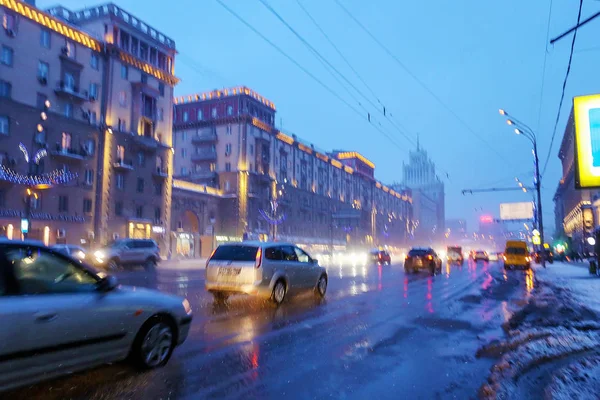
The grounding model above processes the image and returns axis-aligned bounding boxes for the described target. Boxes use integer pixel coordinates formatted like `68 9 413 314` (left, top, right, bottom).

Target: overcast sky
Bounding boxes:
41 0 600 232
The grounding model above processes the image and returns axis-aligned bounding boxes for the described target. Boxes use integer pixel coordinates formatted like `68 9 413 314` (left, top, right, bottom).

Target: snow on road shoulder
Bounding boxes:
477 264 600 399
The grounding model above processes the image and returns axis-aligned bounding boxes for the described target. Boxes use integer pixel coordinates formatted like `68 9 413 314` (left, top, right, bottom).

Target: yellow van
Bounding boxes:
503 240 531 270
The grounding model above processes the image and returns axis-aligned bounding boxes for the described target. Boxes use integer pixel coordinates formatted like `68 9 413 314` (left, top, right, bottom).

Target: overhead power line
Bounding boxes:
332 0 510 163
213 0 407 152
535 0 553 133
541 0 583 176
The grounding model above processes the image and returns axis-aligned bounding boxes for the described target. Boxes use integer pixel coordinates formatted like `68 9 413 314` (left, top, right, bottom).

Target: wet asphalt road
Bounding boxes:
6 259 536 399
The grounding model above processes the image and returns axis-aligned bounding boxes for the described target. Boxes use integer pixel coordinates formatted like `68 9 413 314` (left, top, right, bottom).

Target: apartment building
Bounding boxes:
173 87 413 247
0 0 176 249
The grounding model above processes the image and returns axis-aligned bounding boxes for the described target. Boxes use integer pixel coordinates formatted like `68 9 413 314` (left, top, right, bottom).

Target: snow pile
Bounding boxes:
545 355 600 400
478 266 600 399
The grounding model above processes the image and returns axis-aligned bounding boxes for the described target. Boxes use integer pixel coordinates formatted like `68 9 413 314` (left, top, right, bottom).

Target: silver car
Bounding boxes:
51 244 88 261
0 240 192 393
205 241 328 304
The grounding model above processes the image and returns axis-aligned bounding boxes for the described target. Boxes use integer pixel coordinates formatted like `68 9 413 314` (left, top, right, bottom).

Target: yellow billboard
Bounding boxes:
574 94 600 188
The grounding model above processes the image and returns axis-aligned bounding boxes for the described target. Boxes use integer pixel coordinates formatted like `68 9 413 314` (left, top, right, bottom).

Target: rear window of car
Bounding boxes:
506 247 527 255
211 245 258 261
408 249 430 256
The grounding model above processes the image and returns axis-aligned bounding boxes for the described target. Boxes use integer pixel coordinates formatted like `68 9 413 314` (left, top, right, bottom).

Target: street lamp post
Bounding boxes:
499 109 546 267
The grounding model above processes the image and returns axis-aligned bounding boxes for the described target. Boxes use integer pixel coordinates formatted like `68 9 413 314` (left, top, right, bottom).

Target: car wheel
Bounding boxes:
212 291 229 302
272 280 286 305
144 258 157 271
107 258 120 271
315 274 327 298
130 316 175 370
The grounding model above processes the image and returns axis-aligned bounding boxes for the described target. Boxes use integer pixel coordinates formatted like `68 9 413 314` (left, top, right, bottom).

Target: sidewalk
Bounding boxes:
158 257 206 270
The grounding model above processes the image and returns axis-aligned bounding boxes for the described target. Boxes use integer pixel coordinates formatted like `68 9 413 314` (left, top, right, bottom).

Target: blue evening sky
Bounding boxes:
40 0 600 232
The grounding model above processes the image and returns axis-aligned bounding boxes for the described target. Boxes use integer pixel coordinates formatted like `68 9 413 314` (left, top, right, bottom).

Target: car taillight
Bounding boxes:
405 255 410 260
503 255 507 261
206 248 217 268
379 254 382 259
255 247 262 269
427 255 433 260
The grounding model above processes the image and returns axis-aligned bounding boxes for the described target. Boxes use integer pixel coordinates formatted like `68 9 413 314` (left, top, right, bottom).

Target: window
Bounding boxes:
225 162 231 172
183 111 189 122
265 247 284 261
197 109 203 120
224 181 231 191
181 148 187 158
0 81 11 98
6 246 98 295
211 107 217 118
136 205 143 218
182 131 187 141
294 247 311 263
227 105 233 116
141 73 148 84
154 207 161 222
90 53 99 70
137 152 145 167
3 13 16 32
58 195 69 212
118 118 127 132
0 116 8 135
250 144 254 155
84 169 93 185
61 132 72 150
116 173 124 190
158 83 165 97
137 178 144 193
118 91 127 107
64 103 73 118
225 143 232 155
210 245 259 261
281 246 298 261
40 29 51 48
63 72 75 91
65 41 76 59
89 83 98 99
36 93 48 109
1 46 13 66
180 167 187 175
226 124 232 135
121 64 128 79
154 182 162 196
210 163 216 172
158 108 164 121
83 198 92 213
84 139 95 156
115 202 123 216
89 111 97 125
37 61 49 80
116 145 125 161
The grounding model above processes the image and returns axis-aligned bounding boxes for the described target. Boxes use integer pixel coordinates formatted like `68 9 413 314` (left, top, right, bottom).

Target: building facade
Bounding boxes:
0 0 176 251
173 87 413 248
399 141 445 241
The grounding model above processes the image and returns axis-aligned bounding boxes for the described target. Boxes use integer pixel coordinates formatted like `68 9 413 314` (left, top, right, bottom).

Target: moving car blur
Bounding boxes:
503 240 531 270
472 250 489 262
446 246 464 264
404 248 442 274
369 249 391 265
51 244 87 261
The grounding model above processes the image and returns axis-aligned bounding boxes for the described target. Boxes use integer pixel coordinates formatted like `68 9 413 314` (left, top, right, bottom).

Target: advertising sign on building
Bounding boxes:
499 202 534 220
573 94 600 188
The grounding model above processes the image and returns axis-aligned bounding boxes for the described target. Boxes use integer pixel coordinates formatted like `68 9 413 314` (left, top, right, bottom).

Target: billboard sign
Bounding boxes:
573 94 600 188
499 202 534 220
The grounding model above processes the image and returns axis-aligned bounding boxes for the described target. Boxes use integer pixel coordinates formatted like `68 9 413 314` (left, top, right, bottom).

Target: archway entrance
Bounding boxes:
175 210 200 258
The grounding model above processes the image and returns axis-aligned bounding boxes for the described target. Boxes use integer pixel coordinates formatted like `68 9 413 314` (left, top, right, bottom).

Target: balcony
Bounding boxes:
153 167 168 179
51 145 87 162
134 134 159 151
191 133 218 144
191 150 217 162
54 81 88 102
189 170 217 180
113 158 134 171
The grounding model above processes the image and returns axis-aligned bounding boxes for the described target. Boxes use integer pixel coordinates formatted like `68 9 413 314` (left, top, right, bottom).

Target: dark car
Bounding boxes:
534 250 554 264
404 248 442 274
370 249 391 265
472 250 489 262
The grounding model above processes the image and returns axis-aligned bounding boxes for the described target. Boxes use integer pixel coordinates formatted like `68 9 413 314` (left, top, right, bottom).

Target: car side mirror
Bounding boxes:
97 275 118 292
312 258 319 265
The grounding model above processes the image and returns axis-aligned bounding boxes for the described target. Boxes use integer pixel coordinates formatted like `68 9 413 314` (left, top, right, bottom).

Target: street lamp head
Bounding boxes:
514 128 522 135
40 112 47 121
36 124 44 133
506 119 514 126
499 109 506 116
44 100 51 109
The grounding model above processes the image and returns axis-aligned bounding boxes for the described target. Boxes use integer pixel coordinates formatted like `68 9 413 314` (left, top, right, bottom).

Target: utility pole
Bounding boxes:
533 140 545 267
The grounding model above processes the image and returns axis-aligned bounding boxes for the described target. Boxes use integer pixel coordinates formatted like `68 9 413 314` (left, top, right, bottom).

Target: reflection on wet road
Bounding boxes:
7 260 536 399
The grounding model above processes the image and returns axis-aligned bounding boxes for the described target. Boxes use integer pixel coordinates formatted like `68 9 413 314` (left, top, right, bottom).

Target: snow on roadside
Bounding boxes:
478 264 600 399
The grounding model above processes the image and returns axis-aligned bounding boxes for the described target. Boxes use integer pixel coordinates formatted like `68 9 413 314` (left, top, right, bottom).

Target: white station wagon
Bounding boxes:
0 240 192 393
205 241 328 304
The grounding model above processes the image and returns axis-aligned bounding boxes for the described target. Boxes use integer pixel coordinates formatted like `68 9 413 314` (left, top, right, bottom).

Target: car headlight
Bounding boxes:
182 299 192 315
75 250 86 260
94 250 105 258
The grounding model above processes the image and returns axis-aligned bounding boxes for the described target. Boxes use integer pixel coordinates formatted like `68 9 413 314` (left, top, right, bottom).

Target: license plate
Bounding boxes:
218 267 241 276
415 259 422 266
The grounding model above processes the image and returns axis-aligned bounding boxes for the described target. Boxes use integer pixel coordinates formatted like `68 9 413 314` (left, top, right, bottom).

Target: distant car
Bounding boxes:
205 242 328 305
92 239 160 271
404 248 442 274
0 240 192 392
504 240 531 269
51 244 87 261
369 249 391 265
446 246 464 264
473 250 489 262
488 252 499 262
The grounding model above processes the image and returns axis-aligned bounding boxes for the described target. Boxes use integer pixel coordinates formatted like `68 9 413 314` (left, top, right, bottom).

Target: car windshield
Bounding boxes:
211 245 258 261
506 248 527 255
408 249 430 256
